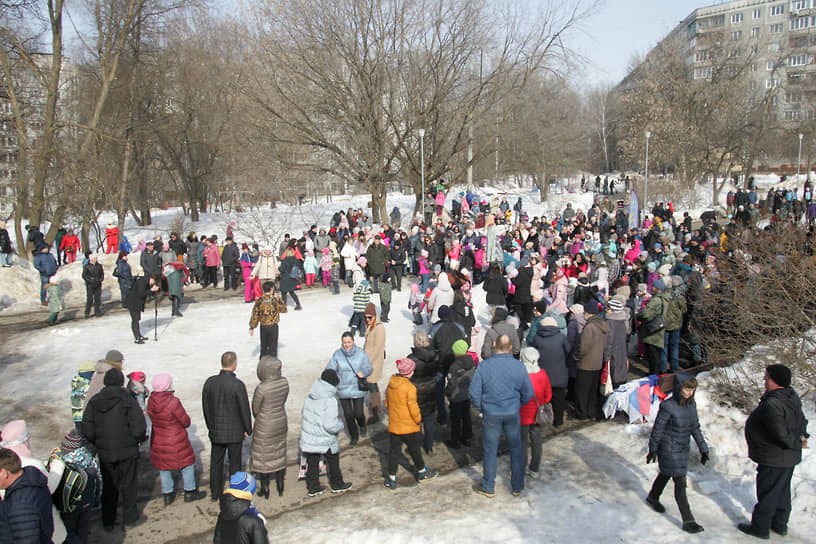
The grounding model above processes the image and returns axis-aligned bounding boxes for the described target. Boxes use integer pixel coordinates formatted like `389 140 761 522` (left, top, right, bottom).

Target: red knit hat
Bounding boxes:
396 358 416 377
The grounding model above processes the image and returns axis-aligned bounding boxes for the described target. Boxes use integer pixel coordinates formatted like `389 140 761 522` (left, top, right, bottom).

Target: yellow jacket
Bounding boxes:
385 375 421 435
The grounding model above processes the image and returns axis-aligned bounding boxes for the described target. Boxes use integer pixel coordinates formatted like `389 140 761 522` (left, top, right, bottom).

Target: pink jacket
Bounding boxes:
203 244 221 267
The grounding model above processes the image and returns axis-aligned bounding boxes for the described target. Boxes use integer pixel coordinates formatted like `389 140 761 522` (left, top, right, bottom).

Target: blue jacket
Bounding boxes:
299 379 344 454
0 466 54 544
118 237 132 253
325 344 373 399
469 353 533 416
33 252 57 277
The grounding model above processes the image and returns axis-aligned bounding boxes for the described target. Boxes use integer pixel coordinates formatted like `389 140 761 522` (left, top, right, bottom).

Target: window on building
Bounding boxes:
789 53 808 66
751 26 760 37
712 15 725 26
754 8 762 19
751 62 758 71
695 50 708 62
771 4 785 16
771 23 785 33
792 1 812 10
732 13 743 23
791 16 815 29
785 91 803 103
751 44 760 54
732 30 743 40
792 36 809 47
767 78 780 88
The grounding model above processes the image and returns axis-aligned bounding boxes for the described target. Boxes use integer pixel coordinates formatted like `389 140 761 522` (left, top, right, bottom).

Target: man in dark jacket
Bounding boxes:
365 235 389 292
125 275 159 344
389 235 406 291
83 368 147 530
168 232 186 258
430 305 466 425
531 315 570 426
221 237 240 291
139 241 160 277
739 364 809 540
33 246 57 305
0 448 54 544
202 351 253 502
82 253 104 318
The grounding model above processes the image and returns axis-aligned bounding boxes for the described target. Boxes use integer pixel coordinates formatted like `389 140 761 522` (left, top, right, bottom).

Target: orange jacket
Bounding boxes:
385 375 421 435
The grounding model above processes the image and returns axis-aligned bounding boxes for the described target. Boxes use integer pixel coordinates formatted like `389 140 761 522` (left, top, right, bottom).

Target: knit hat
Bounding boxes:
438 305 452 321
365 302 377 317
520 347 540 374
104 368 124 386
652 278 666 292
322 247 329 254
152 373 173 393
766 364 791 388
636 283 648 293
127 371 146 383
0 420 31 458
396 358 416 377
540 316 558 327
241 243 249 250
492 307 508 324
569 303 584 315
534 300 548 315
658 264 672 277
105 349 124 363
583 301 600 315
433 263 442 274
646 262 657 272
451 339 469 357
229 472 257 495
357 256 367 266
608 295 626 312
320 369 340 387
60 429 85 454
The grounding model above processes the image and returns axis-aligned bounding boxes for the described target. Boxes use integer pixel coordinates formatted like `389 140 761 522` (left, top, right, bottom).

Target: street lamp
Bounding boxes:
418 128 425 221
798 133 804 181
644 131 651 212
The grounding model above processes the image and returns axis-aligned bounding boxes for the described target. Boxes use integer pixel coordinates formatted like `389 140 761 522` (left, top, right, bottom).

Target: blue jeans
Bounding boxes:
481 413 524 494
659 329 681 372
40 275 49 303
0 252 11 266
159 463 197 494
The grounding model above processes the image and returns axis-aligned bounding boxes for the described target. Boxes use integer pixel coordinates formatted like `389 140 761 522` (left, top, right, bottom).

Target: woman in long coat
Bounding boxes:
250 356 289 498
645 373 709 534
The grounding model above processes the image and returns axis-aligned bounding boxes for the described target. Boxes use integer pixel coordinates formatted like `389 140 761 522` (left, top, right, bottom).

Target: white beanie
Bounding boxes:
520 346 540 374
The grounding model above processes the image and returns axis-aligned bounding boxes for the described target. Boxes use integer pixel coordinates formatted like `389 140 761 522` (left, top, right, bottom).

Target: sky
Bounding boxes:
573 0 719 87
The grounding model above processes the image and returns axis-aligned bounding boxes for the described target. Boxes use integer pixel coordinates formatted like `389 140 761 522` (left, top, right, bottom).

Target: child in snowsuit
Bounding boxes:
350 280 371 337
319 247 332 287
408 282 424 325
303 250 318 287
71 361 96 431
127 370 151 439
45 281 64 325
379 271 392 322
445 339 475 447
383 358 438 490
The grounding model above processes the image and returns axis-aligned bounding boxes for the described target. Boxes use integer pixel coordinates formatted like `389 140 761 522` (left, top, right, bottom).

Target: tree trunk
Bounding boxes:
370 184 387 224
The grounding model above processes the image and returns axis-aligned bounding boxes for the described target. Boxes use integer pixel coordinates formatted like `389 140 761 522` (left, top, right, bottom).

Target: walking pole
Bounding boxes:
154 294 159 341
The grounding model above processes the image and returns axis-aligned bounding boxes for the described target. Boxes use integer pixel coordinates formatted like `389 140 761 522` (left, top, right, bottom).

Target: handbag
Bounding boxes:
641 299 665 336
533 393 553 425
342 352 370 392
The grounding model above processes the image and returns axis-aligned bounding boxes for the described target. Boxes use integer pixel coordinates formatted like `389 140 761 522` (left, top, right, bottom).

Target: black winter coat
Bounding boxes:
451 301 476 339
0 466 53 544
431 320 466 374
531 325 570 388
408 346 439 417
140 250 160 277
202 370 253 444
648 373 708 477
213 493 268 544
125 276 150 312
82 262 104 286
512 267 533 303
278 256 299 293
482 275 508 306
745 386 809 468
83 385 147 462
0 228 12 253
222 243 240 267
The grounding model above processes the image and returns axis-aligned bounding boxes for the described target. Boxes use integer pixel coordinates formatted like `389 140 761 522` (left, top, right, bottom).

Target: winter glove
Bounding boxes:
700 452 709 465
646 452 657 464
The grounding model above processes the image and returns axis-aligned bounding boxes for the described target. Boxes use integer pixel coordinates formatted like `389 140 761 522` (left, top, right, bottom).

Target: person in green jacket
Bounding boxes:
637 278 670 375
45 282 64 325
379 271 392 322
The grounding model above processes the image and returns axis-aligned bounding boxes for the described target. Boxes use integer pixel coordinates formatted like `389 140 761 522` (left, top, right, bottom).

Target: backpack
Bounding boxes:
52 460 100 513
288 261 300 280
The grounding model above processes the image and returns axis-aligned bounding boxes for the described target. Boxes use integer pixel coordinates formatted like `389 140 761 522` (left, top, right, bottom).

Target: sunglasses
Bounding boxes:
365 316 374 321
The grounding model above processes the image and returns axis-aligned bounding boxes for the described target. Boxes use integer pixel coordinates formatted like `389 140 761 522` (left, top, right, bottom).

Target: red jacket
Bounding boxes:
106 226 119 244
147 391 196 471
519 370 552 425
60 234 80 253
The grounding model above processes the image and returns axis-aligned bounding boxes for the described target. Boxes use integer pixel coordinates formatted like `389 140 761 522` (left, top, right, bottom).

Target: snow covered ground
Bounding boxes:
1 175 813 542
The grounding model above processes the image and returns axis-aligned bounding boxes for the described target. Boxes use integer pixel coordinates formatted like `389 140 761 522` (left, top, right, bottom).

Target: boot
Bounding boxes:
366 406 380 425
275 470 285 497
184 489 207 503
259 478 270 499
163 493 175 507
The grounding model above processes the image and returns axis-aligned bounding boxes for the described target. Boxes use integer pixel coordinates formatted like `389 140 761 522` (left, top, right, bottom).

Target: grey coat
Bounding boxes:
605 309 631 384
250 357 289 473
299 379 344 454
648 373 709 477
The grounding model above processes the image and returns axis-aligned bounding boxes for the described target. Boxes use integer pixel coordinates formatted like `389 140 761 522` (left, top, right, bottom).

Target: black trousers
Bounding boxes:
85 284 101 316
751 465 795 535
645 343 662 375
281 290 300 307
204 266 218 287
210 442 243 499
260 323 279 357
339 397 366 441
61 508 90 544
449 400 473 443
574 369 602 420
381 301 391 321
387 432 425 475
304 450 344 493
223 265 239 290
551 387 568 426
129 307 142 340
100 455 139 527
391 264 403 290
648 473 694 522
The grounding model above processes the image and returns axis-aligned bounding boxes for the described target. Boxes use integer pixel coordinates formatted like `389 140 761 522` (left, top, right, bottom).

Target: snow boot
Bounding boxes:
184 489 206 503
275 470 285 497
417 466 438 482
682 521 704 534
163 493 175 507
383 475 397 491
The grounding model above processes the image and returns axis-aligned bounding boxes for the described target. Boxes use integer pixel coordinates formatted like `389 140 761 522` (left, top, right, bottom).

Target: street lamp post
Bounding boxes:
644 131 651 211
798 133 804 182
418 128 425 221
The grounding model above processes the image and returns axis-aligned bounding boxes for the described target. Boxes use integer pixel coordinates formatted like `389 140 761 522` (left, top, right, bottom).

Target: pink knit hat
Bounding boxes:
396 358 416 377
152 373 173 393
0 420 32 458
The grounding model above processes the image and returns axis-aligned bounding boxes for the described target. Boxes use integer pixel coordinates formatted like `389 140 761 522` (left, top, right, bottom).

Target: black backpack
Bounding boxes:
52 460 101 513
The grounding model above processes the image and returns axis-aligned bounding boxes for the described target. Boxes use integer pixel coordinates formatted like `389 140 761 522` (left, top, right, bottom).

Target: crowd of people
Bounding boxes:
0 180 811 542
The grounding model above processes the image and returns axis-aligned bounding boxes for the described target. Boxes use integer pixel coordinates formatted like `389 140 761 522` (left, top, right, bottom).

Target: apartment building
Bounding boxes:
679 0 816 122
